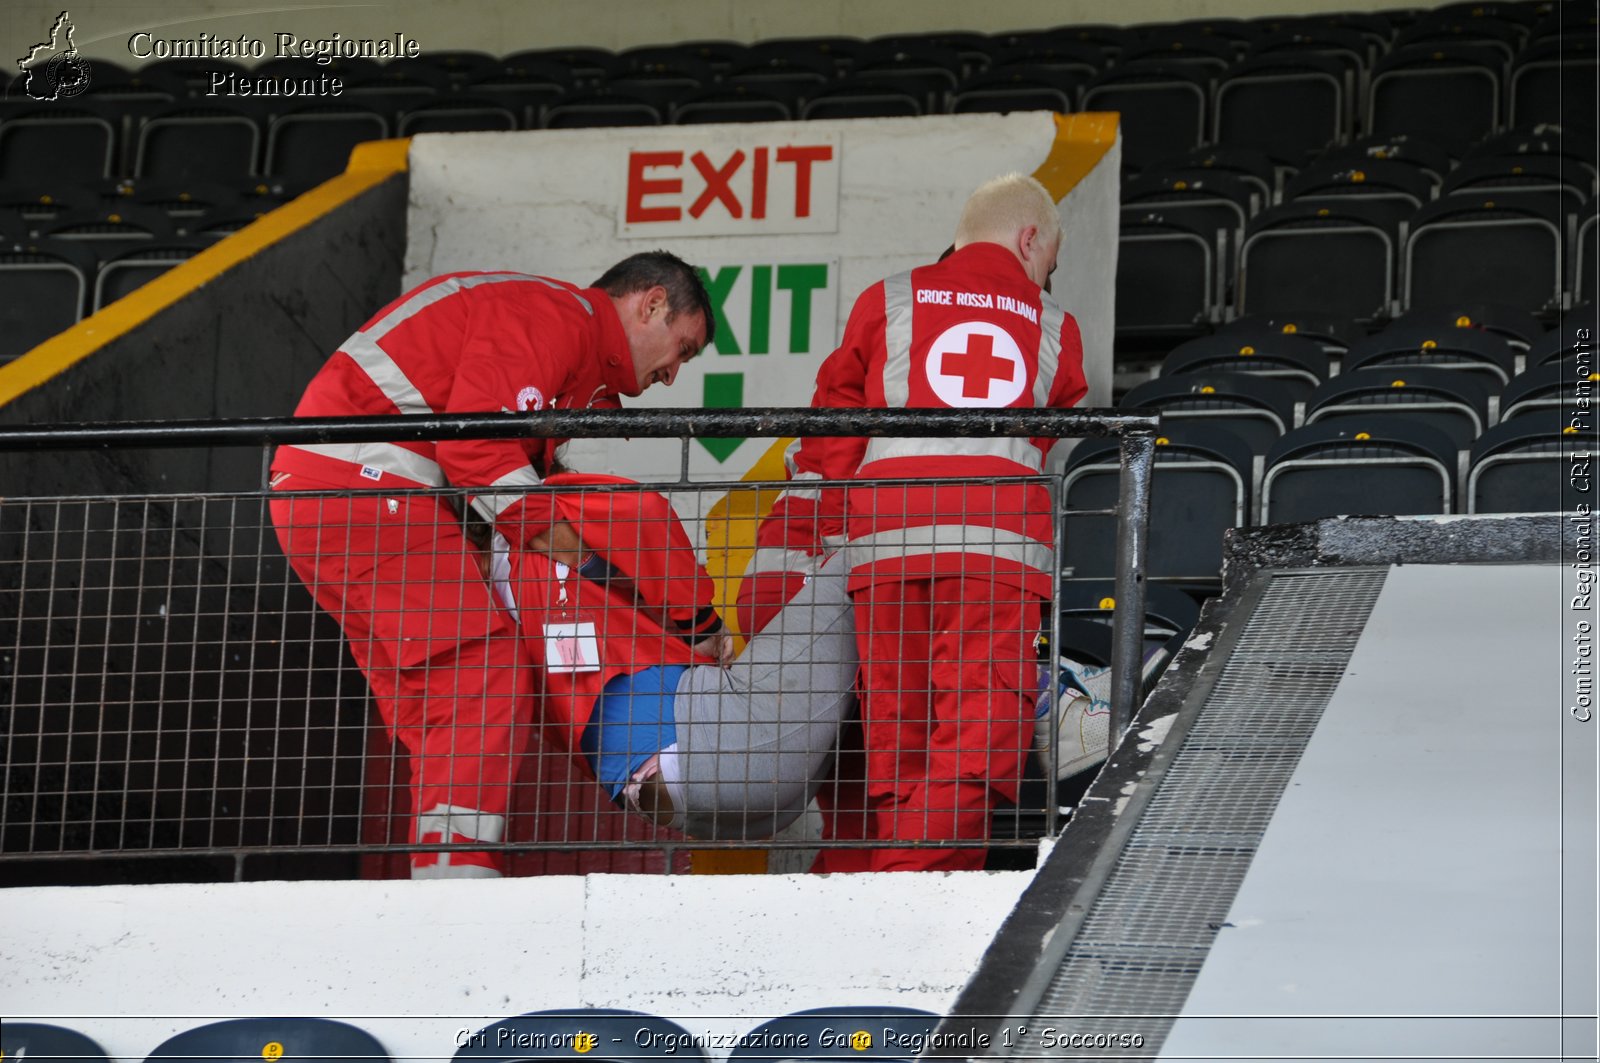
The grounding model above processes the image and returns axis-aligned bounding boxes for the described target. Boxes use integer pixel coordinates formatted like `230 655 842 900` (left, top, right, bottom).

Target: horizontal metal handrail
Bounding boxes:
0 406 1157 450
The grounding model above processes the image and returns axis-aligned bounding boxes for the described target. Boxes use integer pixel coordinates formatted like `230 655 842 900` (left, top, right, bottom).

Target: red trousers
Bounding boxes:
270 483 533 876
813 575 1041 873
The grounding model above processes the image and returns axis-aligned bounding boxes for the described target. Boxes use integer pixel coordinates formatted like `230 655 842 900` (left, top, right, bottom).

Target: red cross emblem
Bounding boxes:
941 333 1015 399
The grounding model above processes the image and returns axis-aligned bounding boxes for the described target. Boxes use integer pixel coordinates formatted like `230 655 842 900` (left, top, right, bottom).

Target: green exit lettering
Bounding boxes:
697 263 830 356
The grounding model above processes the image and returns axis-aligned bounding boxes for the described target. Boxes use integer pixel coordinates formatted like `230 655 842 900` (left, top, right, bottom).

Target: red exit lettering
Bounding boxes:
625 144 835 225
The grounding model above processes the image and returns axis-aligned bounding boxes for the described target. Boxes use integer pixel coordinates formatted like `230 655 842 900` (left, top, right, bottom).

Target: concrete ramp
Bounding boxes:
944 514 1598 1062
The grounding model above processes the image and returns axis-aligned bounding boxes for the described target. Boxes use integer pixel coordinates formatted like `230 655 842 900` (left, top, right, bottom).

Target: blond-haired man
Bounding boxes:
808 174 1087 872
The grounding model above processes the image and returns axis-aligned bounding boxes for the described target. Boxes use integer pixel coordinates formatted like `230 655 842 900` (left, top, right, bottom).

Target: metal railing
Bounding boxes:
0 408 1156 878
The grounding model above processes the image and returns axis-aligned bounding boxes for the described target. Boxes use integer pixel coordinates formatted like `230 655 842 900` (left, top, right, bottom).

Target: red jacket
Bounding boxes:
811 242 1088 598
734 436 836 635
271 271 640 548
509 475 721 765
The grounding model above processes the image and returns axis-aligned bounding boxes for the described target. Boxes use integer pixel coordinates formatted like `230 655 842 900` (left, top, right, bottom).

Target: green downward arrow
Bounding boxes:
699 372 745 462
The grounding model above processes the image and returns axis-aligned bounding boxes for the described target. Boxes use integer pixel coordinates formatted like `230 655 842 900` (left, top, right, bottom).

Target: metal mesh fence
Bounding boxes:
2 476 1073 879
0 407 1156 881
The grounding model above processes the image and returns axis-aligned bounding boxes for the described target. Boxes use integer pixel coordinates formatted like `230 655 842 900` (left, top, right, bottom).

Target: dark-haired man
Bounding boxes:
269 251 713 878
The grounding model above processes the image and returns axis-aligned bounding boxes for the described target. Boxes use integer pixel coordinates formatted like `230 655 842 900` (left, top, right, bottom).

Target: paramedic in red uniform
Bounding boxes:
808 173 1088 872
268 252 714 878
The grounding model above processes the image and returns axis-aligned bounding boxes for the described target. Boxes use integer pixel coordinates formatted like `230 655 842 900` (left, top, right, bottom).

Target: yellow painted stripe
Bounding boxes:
1033 111 1121 202
0 138 412 409
689 850 770 875
702 435 798 640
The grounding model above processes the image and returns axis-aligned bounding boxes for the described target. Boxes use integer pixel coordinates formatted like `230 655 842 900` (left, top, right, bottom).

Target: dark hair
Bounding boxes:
592 250 716 349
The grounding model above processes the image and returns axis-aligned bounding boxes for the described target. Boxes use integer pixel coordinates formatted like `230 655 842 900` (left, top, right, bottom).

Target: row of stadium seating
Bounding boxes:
0 177 300 359
0 1 1592 184
6 1010 947 1063
1116 125 1596 340
1064 303 1596 586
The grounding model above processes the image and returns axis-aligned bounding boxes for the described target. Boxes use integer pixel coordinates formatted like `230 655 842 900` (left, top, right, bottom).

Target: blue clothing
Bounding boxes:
580 665 688 798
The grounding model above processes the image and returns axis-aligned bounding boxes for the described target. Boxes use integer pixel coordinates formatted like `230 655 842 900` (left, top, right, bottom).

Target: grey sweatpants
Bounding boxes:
659 551 857 840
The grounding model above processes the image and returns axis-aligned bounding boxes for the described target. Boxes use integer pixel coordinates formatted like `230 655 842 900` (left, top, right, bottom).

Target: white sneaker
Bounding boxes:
1033 655 1113 781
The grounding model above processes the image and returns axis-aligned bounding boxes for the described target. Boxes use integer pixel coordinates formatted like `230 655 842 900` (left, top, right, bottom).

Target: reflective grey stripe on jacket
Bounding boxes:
744 545 823 579
777 468 823 503
349 272 581 416
288 442 446 486
285 273 593 483
844 524 1053 573
863 435 1043 471
469 465 545 524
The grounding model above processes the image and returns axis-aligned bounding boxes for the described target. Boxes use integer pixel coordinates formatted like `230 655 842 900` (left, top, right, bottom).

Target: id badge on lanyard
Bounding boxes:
543 562 600 673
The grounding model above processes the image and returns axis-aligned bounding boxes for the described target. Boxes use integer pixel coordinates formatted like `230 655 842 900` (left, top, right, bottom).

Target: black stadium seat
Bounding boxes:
1237 200 1399 325
1467 413 1589 513
1121 370 1297 453
543 92 664 128
1157 146 1277 204
1082 62 1210 172
1510 36 1599 132
1577 206 1598 308
1282 157 1431 224
988 37 1103 83
134 102 263 180
800 78 924 120
0 103 118 184
952 66 1079 115
1319 132 1454 193
468 62 573 129
1304 366 1492 448
1216 312 1365 360
396 97 519 136
93 235 211 311
1527 317 1599 370
1389 303 1545 351
1212 52 1349 165
0 237 96 358
672 87 794 125
1438 155 1587 223
38 202 173 260
725 55 834 110
1498 363 1592 423
1344 324 1519 387
264 102 388 182
1367 43 1504 152
1403 196 1564 318
1115 215 1218 340
1064 422 1254 583
3 1023 111 1063
1262 418 1459 523
502 46 623 87
1163 330 1331 398
1123 34 1237 77
147 1019 390 1063
1123 168 1258 246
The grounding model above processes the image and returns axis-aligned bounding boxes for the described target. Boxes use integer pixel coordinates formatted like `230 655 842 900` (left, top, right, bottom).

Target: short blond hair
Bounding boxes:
953 172 1061 249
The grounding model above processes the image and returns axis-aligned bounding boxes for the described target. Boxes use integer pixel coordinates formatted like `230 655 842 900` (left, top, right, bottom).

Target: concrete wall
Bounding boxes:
3 0 1439 67
1 871 1034 1061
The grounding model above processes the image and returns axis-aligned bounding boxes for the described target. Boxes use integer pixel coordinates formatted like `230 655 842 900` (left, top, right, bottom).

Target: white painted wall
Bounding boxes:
3 0 1443 68
0 871 1031 1062
404 113 1118 482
